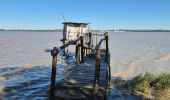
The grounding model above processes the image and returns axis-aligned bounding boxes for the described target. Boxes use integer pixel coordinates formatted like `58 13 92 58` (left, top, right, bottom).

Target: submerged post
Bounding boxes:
80 36 84 63
105 32 108 62
50 47 58 100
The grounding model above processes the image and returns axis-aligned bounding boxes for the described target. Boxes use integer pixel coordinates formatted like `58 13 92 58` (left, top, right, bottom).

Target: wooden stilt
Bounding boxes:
75 44 79 65
78 44 81 63
81 37 84 63
105 32 108 63
50 47 58 100
63 40 66 56
88 32 92 54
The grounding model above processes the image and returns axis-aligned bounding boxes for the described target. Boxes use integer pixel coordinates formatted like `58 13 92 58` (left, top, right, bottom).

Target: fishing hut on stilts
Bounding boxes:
50 22 111 100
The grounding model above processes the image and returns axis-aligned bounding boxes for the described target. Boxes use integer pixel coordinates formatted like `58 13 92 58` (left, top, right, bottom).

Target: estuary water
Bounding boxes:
0 31 170 99
110 32 170 79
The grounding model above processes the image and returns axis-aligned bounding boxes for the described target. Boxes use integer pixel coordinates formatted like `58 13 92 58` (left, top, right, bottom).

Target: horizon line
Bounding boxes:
1 28 170 30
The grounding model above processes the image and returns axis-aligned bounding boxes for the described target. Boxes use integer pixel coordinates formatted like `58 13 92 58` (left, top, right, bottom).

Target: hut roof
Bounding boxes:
62 22 89 25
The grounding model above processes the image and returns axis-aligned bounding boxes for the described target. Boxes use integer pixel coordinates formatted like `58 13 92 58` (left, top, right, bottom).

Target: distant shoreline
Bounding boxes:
1 29 170 32
107 29 170 32
0 29 62 32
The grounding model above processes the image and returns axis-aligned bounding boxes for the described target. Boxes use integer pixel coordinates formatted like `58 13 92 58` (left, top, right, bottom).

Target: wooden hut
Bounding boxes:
61 22 92 53
62 22 90 42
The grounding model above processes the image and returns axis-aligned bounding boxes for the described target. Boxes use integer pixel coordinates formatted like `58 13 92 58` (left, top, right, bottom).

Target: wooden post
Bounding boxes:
75 44 79 65
105 32 108 62
83 48 85 57
108 63 111 84
67 46 69 53
86 48 87 55
96 34 98 47
50 47 58 100
78 44 81 63
97 48 101 81
88 32 92 53
63 39 66 56
94 47 101 99
104 32 111 84
80 36 84 63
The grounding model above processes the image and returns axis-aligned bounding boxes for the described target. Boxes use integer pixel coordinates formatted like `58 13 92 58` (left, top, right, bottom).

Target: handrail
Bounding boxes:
51 37 82 56
95 38 105 49
50 37 83 100
93 38 105 98
93 32 110 99
93 33 105 36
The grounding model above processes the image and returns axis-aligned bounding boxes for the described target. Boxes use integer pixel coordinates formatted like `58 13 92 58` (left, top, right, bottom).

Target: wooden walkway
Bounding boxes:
50 32 110 100
55 52 110 99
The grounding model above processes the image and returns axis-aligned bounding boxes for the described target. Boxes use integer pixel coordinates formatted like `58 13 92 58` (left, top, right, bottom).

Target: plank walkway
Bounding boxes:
54 52 110 100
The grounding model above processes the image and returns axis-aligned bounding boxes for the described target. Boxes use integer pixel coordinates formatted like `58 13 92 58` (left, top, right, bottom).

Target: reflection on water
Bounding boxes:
0 31 170 99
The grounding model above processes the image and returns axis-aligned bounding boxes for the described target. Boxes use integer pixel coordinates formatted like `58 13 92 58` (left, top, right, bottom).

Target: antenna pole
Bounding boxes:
61 13 66 22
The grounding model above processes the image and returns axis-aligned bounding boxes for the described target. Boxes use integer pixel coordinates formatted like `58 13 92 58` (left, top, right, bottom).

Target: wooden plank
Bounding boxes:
54 52 110 99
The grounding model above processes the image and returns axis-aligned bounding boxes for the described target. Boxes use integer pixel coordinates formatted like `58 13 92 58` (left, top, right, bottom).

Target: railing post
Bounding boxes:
105 32 108 63
108 63 111 84
96 34 98 47
75 44 80 65
80 36 84 63
94 47 101 99
97 48 101 81
104 32 111 84
84 48 87 56
50 47 58 100
88 32 92 53
79 44 81 63
63 39 66 56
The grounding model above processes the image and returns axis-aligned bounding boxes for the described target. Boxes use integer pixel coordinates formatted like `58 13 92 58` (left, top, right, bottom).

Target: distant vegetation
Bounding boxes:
0 29 62 32
108 29 170 32
1 29 170 32
112 72 170 99
105 29 170 32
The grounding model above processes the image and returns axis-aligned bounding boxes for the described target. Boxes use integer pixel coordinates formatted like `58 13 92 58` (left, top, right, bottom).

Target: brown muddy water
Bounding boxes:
0 31 170 99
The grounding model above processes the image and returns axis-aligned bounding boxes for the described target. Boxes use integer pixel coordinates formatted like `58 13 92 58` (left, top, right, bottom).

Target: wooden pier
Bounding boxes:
50 22 110 100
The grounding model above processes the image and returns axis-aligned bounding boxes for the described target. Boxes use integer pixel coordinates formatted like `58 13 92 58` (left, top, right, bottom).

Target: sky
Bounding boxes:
0 0 170 30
